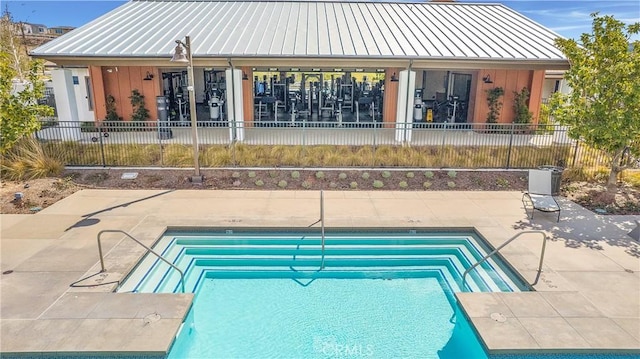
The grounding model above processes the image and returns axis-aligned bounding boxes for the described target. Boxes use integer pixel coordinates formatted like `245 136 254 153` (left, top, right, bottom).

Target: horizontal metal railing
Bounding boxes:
35 119 613 170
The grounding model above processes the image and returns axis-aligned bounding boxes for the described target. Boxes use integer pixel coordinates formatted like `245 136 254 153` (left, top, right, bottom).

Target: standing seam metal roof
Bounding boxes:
31 0 566 61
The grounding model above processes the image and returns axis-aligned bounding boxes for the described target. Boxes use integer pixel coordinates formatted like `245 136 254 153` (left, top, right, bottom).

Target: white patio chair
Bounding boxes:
522 169 561 222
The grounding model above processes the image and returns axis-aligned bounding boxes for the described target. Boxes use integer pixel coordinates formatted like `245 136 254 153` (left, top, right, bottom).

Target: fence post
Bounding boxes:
98 125 107 167
572 140 580 167
231 121 237 167
372 123 378 167
506 123 514 169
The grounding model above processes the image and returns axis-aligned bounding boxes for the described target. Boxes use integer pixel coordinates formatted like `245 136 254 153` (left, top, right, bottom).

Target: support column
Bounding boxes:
383 68 400 128
395 70 416 143
241 67 254 127
529 70 545 125
51 68 82 140
226 68 244 142
89 66 106 121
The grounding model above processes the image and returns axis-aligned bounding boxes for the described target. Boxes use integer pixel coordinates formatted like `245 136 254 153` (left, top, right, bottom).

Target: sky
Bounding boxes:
3 0 640 40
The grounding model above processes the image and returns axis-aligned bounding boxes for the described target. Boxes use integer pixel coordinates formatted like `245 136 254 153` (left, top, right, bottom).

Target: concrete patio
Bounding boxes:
1 189 638 357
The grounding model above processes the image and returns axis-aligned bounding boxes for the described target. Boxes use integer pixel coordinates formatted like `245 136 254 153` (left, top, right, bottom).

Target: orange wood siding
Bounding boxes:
241 67 254 125
89 66 106 121
529 70 545 125
101 66 161 121
383 68 399 127
472 69 542 124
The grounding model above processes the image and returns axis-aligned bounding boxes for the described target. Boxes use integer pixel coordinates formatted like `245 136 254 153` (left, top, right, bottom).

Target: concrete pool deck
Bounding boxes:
1 189 638 356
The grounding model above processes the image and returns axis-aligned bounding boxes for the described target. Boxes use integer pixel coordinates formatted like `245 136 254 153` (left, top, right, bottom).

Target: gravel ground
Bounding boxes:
1 168 638 215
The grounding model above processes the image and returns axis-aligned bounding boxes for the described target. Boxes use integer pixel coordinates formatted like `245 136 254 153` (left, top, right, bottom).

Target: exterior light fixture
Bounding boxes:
143 71 154 81
482 74 493 84
391 72 398 82
171 35 202 182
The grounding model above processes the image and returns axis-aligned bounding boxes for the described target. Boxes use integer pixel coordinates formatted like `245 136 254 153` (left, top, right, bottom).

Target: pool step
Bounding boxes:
119 234 520 294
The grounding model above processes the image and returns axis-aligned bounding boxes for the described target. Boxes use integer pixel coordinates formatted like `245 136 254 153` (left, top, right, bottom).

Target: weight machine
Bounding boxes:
204 70 226 121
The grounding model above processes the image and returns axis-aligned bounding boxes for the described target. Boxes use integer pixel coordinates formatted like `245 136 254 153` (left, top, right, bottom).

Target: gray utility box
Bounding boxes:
538 166 564 195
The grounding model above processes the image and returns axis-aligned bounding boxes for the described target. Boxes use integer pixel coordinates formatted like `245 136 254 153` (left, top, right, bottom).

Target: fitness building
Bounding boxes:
33 0 568 130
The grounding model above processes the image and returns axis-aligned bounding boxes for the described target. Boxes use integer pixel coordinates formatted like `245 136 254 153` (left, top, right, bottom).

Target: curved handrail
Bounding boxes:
461 230 547 292
97 229 186 293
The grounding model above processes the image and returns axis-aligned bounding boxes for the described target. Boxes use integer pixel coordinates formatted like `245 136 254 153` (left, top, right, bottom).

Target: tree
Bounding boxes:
486 87 504 123
0 10 52 154
129 89 150 122
1 8 29 81
512 87 532 124
550 14 640 187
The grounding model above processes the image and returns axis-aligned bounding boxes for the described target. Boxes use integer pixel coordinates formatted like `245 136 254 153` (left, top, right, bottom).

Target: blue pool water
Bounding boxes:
168 278 486 359
119 230 522 358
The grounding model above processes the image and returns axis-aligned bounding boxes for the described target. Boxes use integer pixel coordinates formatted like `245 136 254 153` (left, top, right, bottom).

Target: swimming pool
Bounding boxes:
119 229 526 358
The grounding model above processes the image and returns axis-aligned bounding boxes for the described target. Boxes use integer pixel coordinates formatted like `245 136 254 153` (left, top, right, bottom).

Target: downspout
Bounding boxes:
227 58 237 141
404 59 414 145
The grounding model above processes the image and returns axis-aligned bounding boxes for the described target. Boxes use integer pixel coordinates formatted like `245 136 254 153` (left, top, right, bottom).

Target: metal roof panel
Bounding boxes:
32 1 567 62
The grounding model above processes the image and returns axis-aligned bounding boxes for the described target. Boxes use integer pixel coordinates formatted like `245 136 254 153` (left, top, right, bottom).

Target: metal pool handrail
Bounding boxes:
320 190 325 269
97 229 186 293
461 230 547 292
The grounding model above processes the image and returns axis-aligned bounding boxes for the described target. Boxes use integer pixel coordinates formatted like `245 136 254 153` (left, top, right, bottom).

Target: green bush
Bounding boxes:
338 172 347 180
448 170 457 178
255 179 264 187
302 180 312 189
447 181 456 188
269 170 279 178
80 121 98 133
406 172 414 178
362 172 370 179
232 171 241 178
316 171 325 179
329 182 338 189
381 171 391 178
399 181 408 188
350 181 358 189
278 180 287 188
373 180 384 188
248 171 256 178
291 171 300 179
424 171 434 179
423 181 432 189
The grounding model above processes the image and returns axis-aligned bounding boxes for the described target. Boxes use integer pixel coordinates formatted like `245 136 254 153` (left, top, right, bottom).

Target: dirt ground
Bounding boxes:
1 168 638 215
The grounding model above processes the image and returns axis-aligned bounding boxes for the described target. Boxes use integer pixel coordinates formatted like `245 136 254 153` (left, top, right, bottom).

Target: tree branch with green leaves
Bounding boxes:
550 13 640 188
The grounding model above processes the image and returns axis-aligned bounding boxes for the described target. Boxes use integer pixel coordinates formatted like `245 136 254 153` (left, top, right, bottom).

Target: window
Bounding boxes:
72 76 79 85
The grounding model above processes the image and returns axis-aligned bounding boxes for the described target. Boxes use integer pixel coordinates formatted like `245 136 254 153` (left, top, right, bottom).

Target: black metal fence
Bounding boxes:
34 120 612 170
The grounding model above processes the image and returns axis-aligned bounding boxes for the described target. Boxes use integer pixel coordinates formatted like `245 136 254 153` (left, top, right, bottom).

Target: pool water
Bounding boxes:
120 231 525 358
168 278 486 359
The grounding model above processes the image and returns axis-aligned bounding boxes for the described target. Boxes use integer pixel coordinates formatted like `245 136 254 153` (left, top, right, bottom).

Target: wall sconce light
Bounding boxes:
391 72 398 82
482 74 493 84
143 71 154 81
242 72 248 80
